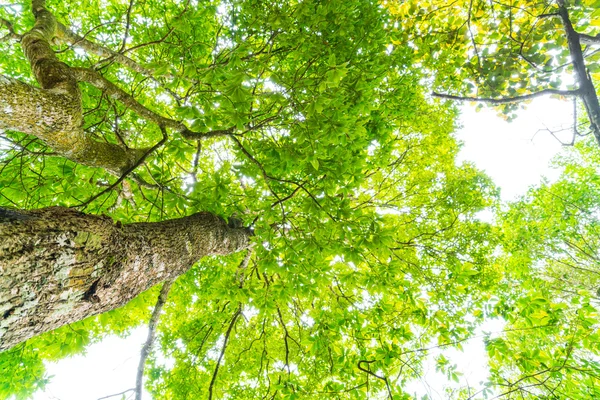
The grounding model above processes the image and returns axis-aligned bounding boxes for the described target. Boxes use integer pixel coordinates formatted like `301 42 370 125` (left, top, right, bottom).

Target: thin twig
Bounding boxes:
75 127 168 209
207 305 241 400
0 17 21 41
119 0 135 52
357 360 393 399
97 388 135 400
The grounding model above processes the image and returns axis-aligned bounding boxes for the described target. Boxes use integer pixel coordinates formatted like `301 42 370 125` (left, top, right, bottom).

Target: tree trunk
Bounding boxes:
0 207 251 351
0 0 145 175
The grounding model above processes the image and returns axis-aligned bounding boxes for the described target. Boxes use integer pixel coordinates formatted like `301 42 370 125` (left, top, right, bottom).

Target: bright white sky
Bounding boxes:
28 98 574 400
31 329 149 400
456 99 568 201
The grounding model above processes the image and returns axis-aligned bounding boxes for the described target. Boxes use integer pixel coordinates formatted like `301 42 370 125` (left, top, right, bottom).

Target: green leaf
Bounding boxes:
310 159 319 171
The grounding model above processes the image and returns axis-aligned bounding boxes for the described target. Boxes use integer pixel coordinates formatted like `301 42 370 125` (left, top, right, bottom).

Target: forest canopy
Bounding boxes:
0 0 599 399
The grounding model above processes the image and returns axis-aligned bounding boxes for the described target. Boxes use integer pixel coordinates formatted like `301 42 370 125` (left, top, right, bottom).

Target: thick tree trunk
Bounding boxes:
0 207 251 351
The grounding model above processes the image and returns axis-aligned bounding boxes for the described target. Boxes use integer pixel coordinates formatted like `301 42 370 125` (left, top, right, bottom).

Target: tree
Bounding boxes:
0 0 508 399
0 0 254 352
385 0 600 145
487 139 600 399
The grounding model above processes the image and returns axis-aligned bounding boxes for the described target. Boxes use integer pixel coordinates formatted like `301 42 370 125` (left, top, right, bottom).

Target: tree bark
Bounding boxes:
0 207 251 351
0 0 145 174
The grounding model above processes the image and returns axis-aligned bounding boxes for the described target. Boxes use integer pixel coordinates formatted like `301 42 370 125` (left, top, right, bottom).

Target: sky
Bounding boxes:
27 98 575 400
31 329 149 400
456 100 568 201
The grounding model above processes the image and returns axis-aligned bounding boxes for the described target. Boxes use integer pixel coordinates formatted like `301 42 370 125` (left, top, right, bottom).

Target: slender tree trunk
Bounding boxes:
0 207 251 351
557 0 600 144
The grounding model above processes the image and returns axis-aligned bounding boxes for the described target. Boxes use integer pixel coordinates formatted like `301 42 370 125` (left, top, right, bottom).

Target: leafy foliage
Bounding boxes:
488 140 600 398
386 0 600 130
1 0 600 399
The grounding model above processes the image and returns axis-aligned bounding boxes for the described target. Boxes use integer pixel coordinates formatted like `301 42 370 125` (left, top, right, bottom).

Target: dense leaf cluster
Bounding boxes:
0 0 599 399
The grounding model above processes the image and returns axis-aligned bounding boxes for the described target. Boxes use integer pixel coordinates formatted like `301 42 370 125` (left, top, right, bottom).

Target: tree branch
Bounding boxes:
236 247 254 288
135 280 173 400
0 1 148 174
72 67 236 142
119 0 135 53
56 22 157 78
98 388 135 400
180 127 234 140
580 33 600 45
75 126 167 208
432 88 581 104
229 134 282 202
72 67 188 131
0 17 21 41
557 0 600 145
207 305 241 400
357 360 393 399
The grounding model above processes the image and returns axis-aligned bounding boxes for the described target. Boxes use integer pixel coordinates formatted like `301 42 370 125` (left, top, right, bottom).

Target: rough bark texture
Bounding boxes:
0 207 251 351
0 0 144 174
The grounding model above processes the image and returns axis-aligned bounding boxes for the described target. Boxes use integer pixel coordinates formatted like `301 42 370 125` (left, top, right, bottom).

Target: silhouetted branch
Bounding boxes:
357 360 393 399
432 88 580 104
97 388 135 400
207 305 241 400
